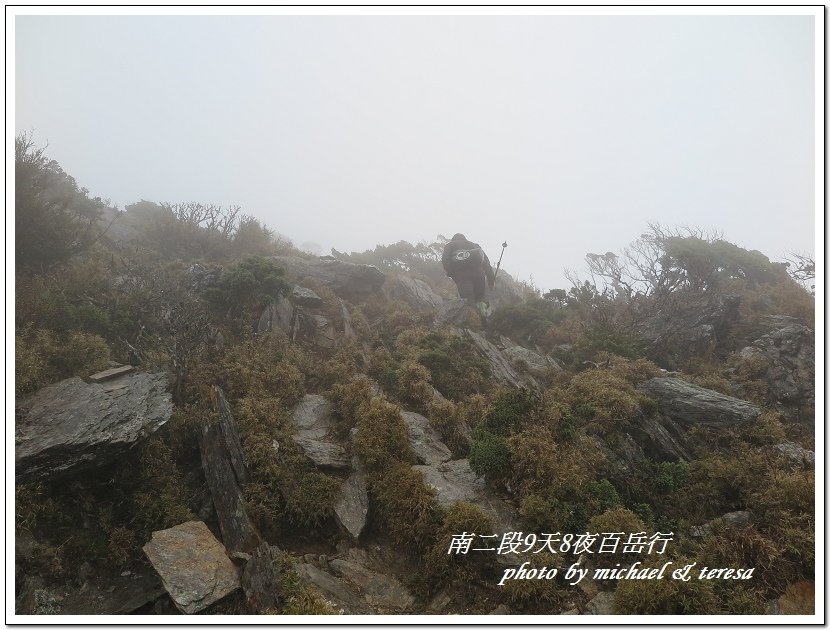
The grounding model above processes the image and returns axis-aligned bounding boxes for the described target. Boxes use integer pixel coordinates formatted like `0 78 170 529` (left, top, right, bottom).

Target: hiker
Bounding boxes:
441 233 495 315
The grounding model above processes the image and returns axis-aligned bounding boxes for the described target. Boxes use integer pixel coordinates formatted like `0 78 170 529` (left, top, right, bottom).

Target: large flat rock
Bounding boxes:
143 521 240 614
15 372 172 482
638 377 760 429
402 411 452 465
291 395 350 469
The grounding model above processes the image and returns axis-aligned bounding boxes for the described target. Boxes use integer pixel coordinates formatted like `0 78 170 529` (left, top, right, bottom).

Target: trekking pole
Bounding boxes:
494 242 508 281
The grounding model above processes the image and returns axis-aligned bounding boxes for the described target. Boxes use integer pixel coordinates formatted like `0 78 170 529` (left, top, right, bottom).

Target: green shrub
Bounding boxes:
468 432 512 486
373 466 444 554
613 559 719 614
285 472 340 528
352 397 414 472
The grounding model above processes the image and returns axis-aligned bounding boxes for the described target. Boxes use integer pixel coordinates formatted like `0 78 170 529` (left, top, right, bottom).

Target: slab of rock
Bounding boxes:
773 442 815 467
257 295 297 338
15 372 172 482
143 521 240 614
464 329 539 391
241 543 282 613
88 364 136 383
638 378 760 429
333 459 369 540
294 562 369 613
584 591 615 615
328 558 415 611
413 459 517 536
199 387 262 553
741 325 814 406
271 256 385 300
291 395 350 469
502 346 562 376
290 285 323 307
402 411 452 465
627 413 691 461
385 276 443 311
433 298 474 327
690 510 753 537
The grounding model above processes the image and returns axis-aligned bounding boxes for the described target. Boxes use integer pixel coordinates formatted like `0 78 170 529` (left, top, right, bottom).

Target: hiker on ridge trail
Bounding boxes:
441 233 495 316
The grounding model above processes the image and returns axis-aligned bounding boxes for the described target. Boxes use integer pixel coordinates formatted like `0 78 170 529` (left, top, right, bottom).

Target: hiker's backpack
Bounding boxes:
447 247 484 273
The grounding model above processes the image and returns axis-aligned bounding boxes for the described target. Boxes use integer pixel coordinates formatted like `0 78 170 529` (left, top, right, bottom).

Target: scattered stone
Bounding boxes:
328 558 415 611
15 372 172 482
333 459 369 540
88 365 136 383
638 377 760 429
402 411 452 465
142 521 241 614
241 544 282 613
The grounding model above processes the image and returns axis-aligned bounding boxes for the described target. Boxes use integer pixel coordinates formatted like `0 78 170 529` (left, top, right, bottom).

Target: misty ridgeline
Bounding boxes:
15 134 815 615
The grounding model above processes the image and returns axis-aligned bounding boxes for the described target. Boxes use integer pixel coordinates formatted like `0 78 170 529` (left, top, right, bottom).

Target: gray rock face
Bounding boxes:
294 562 369 613
502 346 562 376
15 372 172 482
257 295 297 338
690 510 753 537
414 459 518 536
258 294 350 350
241 543 282 613
402 411 452 465
143 521 241 614
290 285 323 307
628 413 691 461
638 377 760 429
585 591 615 615
184 263 221 292
198 387 262 553
741 325 814 406
328 558 415 611
433 298 475 327
773 442 815 467
333 459 369 540
385 276 443 311
464 329 539 391
291 395 350 469
271 256 385 300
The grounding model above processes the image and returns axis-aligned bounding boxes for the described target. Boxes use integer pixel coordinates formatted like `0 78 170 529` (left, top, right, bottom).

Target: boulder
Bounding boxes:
740 325 814 406
291 395 350 470
690 510 753 537
413 459 518 536
333 459 369 540
502 345 562 376
143 521 241 614
584 591 615 615
402 411 452 465
385 276 443 311
271 256 385 300
241 543 282 613
290 285 323 307
773 442 815 467
257 295 297 338
328 558 415 611
627 413 691 461
198 387 262 553
638 377 760 429
464 329 539 391
433 298 475 327
15 372 172 482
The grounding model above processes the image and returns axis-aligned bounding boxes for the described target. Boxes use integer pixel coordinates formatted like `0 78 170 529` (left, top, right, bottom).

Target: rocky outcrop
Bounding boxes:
501 345 562 376
740 325 814 407
258 292 349 350
402 411 452 465
271 256 385 300
433 299 475 327
241 543 282 613
638 377 760 429
627 413 691 461
15 372 172 482
333 459 369 540
143 521 241 614
773 442 815 467
294 562 369 614
184 263 221 292
464 329 539 391
385 275 443 311
290 395 349 470
413 459 518 536
584 591 615 615
328 558 415 611
198 386 262 553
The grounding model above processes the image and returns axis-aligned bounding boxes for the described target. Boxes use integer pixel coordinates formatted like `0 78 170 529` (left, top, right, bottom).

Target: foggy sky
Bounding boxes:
14 12 817 291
